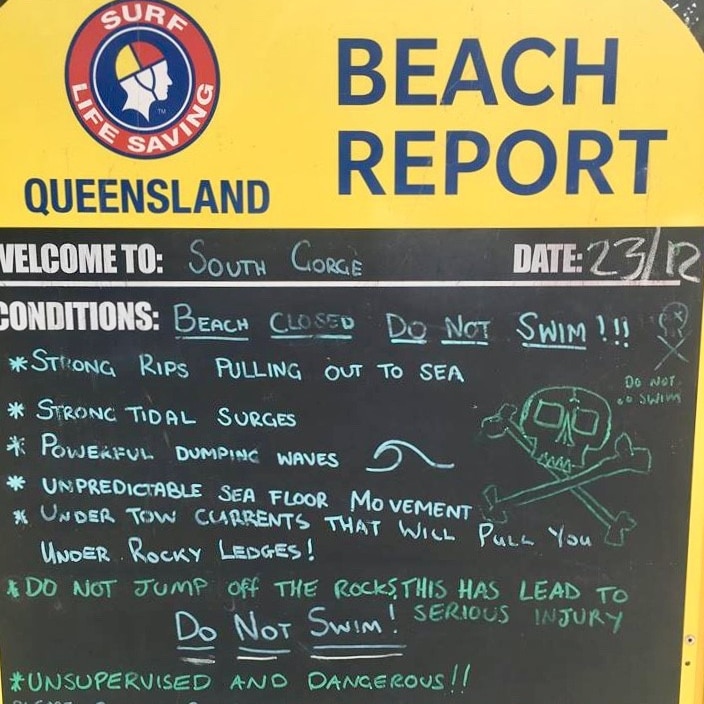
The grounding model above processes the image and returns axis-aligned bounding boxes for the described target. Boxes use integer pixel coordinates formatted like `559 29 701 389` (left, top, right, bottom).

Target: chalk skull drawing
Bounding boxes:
481 386 652 546
519 387 611 473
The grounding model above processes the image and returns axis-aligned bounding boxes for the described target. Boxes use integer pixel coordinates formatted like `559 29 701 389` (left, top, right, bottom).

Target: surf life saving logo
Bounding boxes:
66 1 219 158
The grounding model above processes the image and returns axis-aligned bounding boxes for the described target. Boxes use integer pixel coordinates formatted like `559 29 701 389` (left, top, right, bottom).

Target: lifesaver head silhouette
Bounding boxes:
115 41 173 120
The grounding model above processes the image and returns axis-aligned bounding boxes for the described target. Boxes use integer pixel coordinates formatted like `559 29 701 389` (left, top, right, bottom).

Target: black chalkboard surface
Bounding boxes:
0 227 700 704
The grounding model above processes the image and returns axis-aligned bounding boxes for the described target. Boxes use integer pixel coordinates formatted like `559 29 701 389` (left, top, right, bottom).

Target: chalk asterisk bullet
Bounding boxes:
8 356 28 373
6 475 26 492
6 402 24 419
10 671 24 692
6 436 25 457
12 509 28 526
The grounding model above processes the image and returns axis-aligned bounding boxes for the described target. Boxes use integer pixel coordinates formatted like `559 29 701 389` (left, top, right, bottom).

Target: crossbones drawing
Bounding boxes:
481 386 652 546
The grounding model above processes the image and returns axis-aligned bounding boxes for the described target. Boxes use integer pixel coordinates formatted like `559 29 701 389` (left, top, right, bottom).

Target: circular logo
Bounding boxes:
66 0 219 158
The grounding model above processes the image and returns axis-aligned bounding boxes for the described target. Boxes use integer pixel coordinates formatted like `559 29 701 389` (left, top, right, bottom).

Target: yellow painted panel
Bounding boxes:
0 1 702 703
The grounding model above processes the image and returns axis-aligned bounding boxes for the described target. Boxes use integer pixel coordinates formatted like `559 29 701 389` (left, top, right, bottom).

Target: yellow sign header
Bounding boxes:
0 0 702 227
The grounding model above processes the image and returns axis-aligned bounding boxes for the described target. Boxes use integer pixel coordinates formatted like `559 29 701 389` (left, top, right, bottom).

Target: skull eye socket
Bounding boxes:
572 408 599 436
533 400 564 428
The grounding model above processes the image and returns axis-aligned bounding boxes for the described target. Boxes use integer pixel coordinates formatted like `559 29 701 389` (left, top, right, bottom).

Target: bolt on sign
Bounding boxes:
0 0 702 703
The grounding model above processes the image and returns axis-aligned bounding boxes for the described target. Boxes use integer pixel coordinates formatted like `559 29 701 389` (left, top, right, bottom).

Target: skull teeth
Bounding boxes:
536 452 573 474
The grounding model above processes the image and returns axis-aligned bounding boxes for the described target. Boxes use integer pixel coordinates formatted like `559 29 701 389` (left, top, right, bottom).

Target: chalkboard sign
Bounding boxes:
0 227 700 703
2 0 704 701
